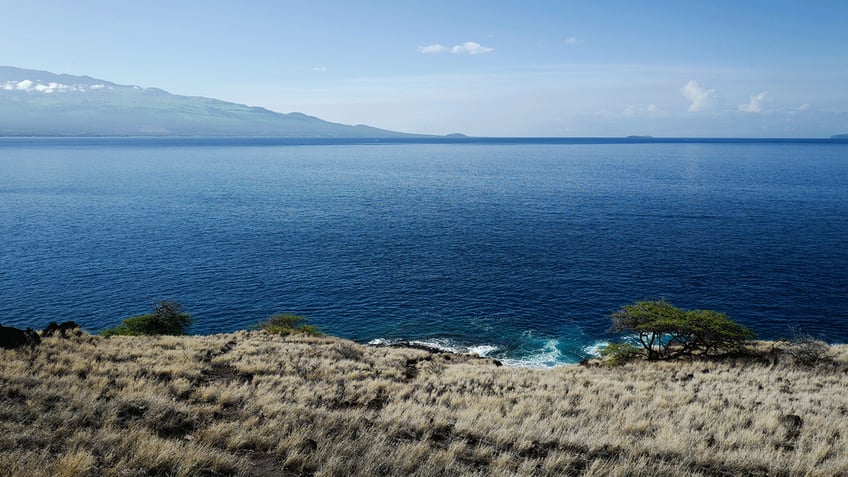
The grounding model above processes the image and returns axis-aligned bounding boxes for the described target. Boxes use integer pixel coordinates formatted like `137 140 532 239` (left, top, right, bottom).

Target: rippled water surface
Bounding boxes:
1 138 846 365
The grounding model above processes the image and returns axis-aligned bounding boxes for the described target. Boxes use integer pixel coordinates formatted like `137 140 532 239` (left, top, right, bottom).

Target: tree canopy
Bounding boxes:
610 300 754 360
258 314 320 336
100 300 193 337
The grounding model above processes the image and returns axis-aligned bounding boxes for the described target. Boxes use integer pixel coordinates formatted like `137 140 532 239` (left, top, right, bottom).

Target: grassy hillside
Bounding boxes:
2 331 847 476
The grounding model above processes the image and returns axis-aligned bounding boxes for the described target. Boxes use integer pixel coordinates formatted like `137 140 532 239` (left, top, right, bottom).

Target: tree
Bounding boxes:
257 314 320 336
610 300 754 360
101 300 193 336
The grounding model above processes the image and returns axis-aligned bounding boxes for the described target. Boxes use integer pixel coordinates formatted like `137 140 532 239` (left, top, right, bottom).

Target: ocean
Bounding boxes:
1 137 846 366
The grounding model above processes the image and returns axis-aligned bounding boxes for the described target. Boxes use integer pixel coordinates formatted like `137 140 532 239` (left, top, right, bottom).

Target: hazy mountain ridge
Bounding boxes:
0 66 425 137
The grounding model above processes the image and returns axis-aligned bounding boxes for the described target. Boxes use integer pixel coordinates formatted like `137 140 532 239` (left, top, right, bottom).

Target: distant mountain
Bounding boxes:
0 66 426 137
832 134 848 140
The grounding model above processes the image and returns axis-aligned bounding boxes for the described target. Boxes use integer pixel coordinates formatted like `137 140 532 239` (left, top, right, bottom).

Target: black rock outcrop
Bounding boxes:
0 324 41 349
42 321 81 338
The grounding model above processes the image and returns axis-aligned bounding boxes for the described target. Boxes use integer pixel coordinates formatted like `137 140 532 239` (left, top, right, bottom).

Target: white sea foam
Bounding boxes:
368 337 499 357
368 337 575 368
467 345 498 357
582 340 610 358
407 338 462 353
499 339 569 368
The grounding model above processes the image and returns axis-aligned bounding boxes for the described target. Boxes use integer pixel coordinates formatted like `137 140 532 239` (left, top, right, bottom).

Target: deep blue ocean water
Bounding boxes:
1 137 846 366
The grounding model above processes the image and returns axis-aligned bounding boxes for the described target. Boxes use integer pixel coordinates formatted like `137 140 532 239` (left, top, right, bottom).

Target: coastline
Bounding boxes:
2 330 847 476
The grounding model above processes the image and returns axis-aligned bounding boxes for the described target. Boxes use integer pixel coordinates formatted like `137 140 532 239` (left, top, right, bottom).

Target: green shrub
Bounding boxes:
610 300 754 360
258 314 321 336
101 301 193 337
600 342 641 366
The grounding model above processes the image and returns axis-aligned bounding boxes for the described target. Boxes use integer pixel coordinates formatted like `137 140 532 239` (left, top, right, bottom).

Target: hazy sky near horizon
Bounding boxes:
3 0 847 137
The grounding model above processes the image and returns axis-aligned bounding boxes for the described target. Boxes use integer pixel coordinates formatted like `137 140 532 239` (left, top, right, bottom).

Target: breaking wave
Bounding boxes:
368 336 584 368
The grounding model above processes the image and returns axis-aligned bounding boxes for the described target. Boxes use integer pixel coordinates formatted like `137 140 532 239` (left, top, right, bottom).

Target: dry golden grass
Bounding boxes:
2 331 847 476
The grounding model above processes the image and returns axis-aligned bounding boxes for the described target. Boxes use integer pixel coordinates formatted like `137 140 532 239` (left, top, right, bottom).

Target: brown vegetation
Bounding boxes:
1 331 847 476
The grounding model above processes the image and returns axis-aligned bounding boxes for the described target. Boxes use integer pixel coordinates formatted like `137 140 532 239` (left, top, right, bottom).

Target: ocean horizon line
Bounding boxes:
1 135 847 145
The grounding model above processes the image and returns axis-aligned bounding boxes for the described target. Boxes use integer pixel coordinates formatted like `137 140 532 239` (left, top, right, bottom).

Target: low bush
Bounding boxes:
600 342 641 366
258 314 321 336
785 333 831 367
101 301 193 336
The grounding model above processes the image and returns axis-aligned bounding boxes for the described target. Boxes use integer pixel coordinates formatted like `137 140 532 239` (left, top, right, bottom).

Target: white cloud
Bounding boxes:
35 82 73 93
738 91 768 113
451 41 493 55
312 66 328 72
417 44 448 54
681 80 716 112
565 37 584 45
0 79 109 94
418 41 493 55
624 104 659 116
779 103 812 116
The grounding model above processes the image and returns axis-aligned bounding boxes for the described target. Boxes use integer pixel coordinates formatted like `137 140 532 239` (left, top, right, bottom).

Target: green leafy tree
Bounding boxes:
610 300 754 360
101 301 193 337
258 314 321 336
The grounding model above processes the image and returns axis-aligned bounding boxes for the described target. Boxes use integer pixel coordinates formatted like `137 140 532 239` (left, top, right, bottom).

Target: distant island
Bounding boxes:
626 135 654 139
832 134 848 139
0 66 431 138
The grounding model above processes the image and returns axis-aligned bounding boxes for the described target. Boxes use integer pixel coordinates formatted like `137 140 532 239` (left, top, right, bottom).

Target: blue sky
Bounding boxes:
3 0 847 137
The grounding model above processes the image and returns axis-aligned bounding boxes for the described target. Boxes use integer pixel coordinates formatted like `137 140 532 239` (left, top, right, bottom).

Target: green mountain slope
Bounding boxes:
0 66 425 137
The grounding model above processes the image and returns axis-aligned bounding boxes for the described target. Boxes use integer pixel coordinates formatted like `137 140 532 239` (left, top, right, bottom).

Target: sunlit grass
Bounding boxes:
1 331 847 476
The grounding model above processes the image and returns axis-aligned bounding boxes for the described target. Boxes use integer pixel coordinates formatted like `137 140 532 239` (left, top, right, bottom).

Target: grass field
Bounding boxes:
1 330 846 476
